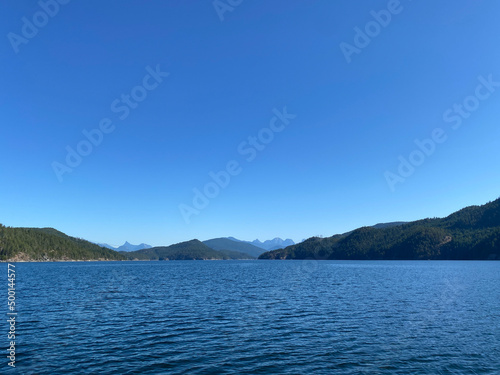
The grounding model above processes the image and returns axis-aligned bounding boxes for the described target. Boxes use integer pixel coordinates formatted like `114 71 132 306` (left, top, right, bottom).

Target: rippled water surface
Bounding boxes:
7 260 500 374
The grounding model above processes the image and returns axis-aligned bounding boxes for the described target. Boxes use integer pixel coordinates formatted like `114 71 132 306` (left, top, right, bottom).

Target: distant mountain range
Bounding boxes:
1 198 499 262
122 240 254 260
227 237 295 251
259 198 500 261
203 238 265 258
101 237 292 260
99 241 152 252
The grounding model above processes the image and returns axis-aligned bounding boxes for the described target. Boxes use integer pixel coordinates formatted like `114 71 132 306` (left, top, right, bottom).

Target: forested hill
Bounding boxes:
0 225 126 261
124 239 253 260
203 238 264 258
259 198 500 261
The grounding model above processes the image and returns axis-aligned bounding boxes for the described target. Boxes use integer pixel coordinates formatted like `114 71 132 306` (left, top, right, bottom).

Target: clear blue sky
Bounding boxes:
1 0 499 246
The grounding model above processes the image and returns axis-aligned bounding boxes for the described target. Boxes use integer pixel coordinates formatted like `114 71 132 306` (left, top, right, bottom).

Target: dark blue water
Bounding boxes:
3 260 500 374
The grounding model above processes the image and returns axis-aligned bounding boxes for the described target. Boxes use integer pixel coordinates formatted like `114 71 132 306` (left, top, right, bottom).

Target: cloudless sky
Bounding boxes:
1 0 500 246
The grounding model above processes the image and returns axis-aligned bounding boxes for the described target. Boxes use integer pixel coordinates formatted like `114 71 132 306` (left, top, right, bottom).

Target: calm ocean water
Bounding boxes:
4 260 500 374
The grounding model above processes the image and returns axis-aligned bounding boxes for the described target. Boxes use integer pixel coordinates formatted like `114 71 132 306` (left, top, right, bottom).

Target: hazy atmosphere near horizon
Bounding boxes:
2 1 500 245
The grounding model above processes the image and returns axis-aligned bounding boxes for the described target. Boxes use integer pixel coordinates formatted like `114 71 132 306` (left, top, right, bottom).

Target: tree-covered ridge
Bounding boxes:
203 238 264 258
124 239 254 260
259 198 500 260
0 225 126 261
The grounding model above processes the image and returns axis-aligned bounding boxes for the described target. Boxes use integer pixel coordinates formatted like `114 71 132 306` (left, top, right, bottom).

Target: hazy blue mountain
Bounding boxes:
203 238 263 258
99 241 152 252
117 241 152 252
98 243 118 250
257 238 295 250
227 237 295 251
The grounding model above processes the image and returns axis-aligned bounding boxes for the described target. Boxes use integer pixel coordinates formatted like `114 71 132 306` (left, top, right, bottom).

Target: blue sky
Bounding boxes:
1 0 500 246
